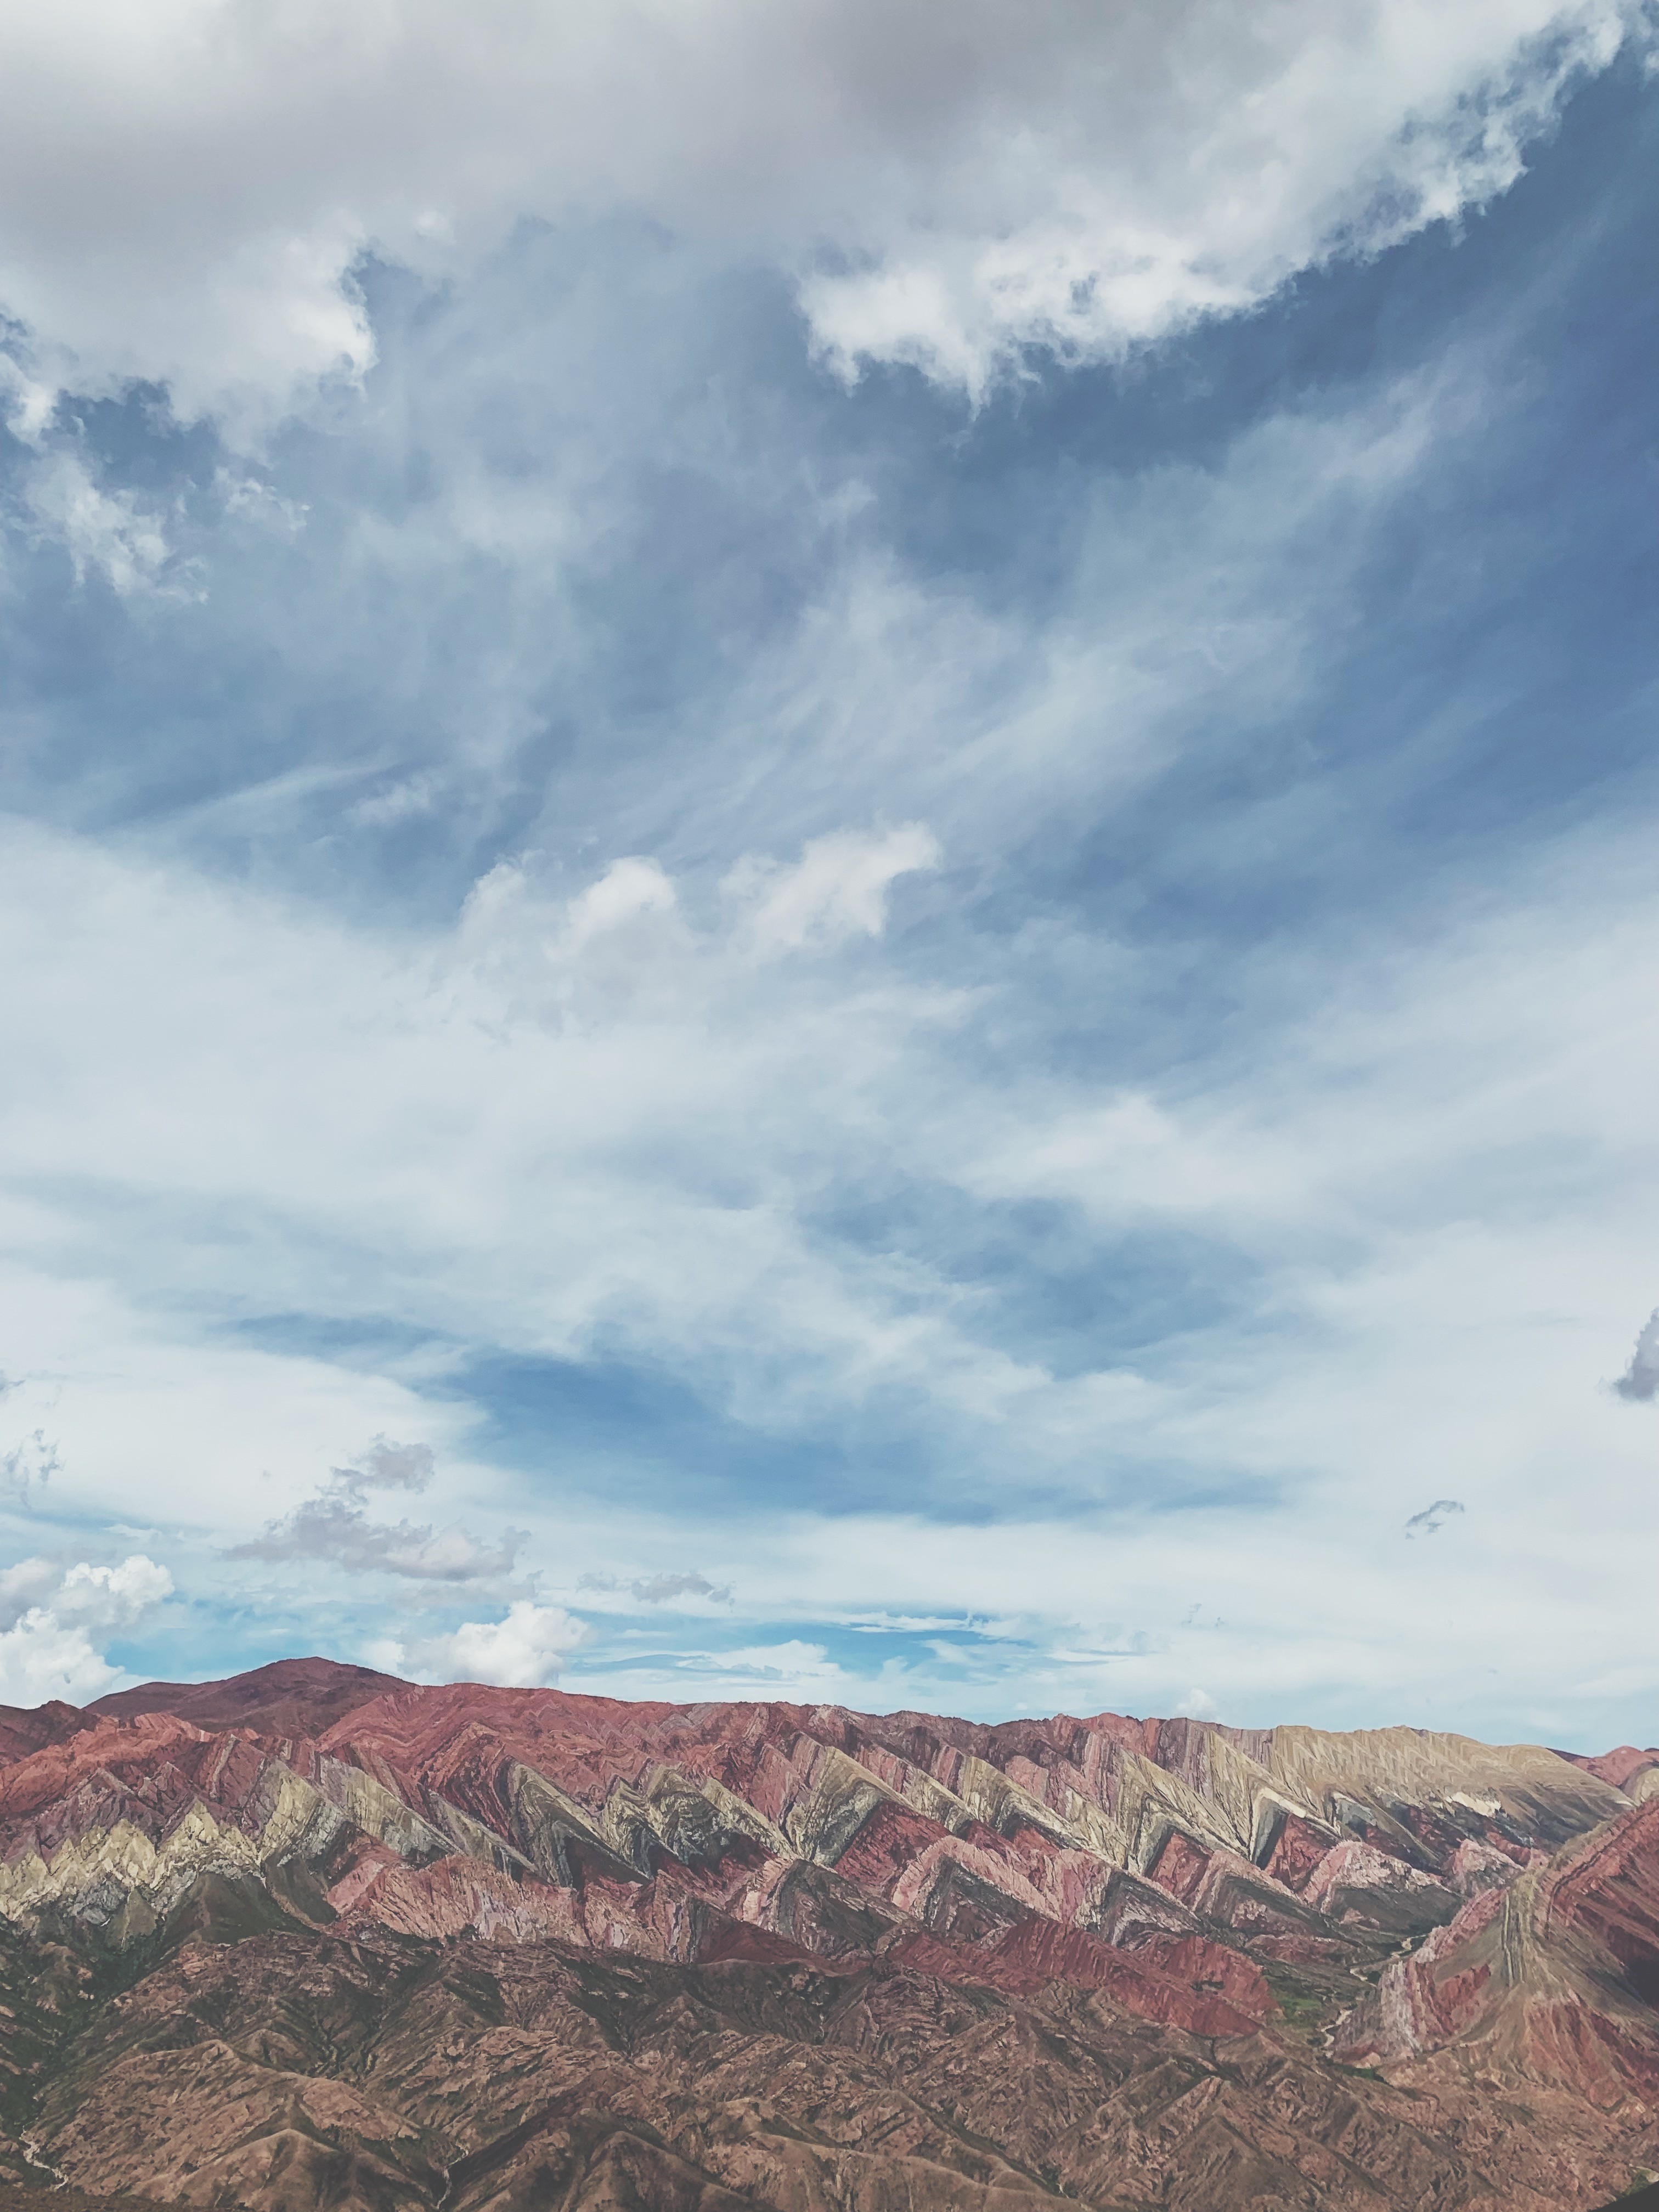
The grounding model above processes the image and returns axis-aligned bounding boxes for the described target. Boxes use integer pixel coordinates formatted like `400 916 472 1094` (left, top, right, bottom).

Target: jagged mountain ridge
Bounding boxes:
0 1658 1655 2209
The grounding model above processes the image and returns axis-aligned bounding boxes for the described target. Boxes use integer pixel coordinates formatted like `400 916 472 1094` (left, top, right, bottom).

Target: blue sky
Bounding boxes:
2 0 1658 1746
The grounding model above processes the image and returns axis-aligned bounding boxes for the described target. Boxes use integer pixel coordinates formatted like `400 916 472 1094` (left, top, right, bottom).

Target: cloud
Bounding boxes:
0 1427 61 1504
0 0 1640 420
1613 1308 1659 1401
374 1601 589 1688
0 1560 63 1632
53 1554 174 1627
563 857 681 955
3 78 1659 1759
21 452 179 596
578 1571 734 1607
0 1554 172 1706
334 1436 436 1498
728 826 941 955
613 1640 848 1695
229 1494 524 1581
228 1436 521 1581
797 2 1637 395
631 1571 732 1606
1404 1499 1466 1538
1173 1687 1220 1720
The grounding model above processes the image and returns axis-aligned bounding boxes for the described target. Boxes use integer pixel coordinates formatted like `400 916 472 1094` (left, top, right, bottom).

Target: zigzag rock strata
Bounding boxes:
0 1660 1652 2209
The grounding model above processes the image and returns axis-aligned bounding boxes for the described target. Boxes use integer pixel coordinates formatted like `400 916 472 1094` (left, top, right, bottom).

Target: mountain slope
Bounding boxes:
0 1661 1652 2209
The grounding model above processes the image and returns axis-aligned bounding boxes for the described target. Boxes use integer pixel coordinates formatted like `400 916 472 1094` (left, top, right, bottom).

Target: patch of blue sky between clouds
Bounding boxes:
2 20 1659 1742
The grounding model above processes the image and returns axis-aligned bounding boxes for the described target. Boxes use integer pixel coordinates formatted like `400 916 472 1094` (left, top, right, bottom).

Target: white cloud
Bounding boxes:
798 1 1638 394
0 1554 172 1706
0 283 1657 1746
680 1640 842 1688
22 453 175 595
1173 1688 1220 1721
0 0 1641 420
586 1639 849 1701
54 1554 173 1626
215 467 309 539
376 1600 589 1688
0 1559 65 1632
0 1614 123 1706
563 857 680 953
0 352 55 442
728 825 941 955
0 818 983 1457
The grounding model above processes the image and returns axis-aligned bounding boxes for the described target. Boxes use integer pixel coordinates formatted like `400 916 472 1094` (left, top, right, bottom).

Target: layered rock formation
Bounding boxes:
0 1660 1652 2208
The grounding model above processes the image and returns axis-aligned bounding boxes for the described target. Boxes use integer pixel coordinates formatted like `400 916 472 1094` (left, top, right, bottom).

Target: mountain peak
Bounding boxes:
87 1655 410 1738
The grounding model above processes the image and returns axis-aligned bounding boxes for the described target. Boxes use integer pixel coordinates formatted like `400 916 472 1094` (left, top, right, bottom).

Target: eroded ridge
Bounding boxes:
0 1659 1649 2210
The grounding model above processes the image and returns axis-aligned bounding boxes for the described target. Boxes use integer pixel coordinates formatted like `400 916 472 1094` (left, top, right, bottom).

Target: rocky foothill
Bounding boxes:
0 1659 1652 2210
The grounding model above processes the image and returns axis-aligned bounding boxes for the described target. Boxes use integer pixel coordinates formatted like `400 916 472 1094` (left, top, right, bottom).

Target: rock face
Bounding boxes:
0 1661 1654 2209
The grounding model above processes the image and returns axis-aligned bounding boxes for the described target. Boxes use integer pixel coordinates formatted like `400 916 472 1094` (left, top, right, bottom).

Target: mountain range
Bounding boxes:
0 1659 1654 2210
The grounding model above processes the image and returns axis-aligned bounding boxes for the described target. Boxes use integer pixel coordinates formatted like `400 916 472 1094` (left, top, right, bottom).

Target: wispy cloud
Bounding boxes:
1404 1500 1466 1539
579 1571 733 1608
0 1427 61 1506
632 1571 732 1605
228 1438 522 1583
22 452 179 596
1613 1308 1659 1401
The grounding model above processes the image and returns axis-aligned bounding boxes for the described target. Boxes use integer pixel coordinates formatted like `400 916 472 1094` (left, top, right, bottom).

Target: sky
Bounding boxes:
1 0 1658 1748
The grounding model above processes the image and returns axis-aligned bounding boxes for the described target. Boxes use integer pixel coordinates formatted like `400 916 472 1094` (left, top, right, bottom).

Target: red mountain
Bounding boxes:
0 1660 1653 2209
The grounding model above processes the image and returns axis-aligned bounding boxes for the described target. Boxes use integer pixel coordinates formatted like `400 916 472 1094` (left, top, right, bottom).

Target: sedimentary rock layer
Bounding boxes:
0 1659 1651 2210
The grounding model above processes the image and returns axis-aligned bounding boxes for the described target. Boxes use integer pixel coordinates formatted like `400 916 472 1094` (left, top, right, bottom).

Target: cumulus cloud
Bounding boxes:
563 857 681 956
729 826 941 955
452 853 694 1020
1404 1499 1466 1538
57 1555 172 1621
373 1601 590 1688
798 2 1639 394
0 1554 172 1706
0 0 1640 420
1173 1688 1220 1721
1613 1308 1659 1401
229 1437 522 1581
